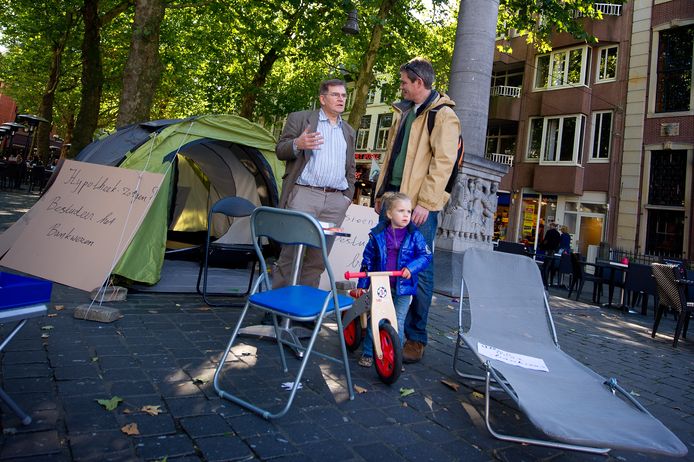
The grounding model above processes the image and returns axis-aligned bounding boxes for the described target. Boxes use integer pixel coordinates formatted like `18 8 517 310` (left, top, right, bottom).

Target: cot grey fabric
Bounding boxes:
460 248 687 457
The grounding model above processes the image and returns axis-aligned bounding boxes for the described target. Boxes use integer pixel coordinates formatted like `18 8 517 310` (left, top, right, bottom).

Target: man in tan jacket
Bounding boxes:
375 57 460 363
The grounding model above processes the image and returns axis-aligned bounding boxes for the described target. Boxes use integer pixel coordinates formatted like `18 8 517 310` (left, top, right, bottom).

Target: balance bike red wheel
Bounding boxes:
342 314 363 352
374 323 402 384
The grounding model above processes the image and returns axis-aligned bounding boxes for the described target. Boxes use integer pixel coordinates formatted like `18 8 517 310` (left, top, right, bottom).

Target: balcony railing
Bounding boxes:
576 3 622 17
486 152 514 166
490 85 521 98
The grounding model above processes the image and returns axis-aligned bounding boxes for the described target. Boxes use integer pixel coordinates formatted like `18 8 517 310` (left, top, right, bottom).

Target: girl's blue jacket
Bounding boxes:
357 221 432 296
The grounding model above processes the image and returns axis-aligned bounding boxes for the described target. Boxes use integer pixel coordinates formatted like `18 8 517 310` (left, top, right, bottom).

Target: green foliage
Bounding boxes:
0 0 623 139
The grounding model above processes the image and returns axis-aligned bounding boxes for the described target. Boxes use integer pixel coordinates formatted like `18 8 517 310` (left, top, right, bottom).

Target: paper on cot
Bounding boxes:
478 343 549 372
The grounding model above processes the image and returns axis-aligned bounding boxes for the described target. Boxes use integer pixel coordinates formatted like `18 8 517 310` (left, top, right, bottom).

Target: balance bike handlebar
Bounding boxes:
344 270 404 280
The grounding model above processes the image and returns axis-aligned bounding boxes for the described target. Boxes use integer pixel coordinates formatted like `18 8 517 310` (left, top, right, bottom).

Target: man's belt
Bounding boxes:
296 184 343 193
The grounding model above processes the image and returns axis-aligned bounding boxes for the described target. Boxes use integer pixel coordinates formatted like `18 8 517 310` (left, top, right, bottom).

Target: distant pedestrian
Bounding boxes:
559 226 572 253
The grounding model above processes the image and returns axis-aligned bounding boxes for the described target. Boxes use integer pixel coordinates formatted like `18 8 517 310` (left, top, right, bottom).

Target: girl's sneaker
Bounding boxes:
358 355 373 367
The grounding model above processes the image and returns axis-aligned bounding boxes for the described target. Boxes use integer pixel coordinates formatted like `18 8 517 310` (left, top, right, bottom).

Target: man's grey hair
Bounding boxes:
400 58 435 89
319 79 347 95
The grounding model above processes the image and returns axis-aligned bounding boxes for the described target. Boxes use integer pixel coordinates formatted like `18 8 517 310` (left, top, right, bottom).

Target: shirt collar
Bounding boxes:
319 108 342 126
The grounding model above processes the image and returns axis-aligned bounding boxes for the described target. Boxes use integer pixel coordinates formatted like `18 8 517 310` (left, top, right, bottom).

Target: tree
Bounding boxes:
116 0 165 126
70 0 132 157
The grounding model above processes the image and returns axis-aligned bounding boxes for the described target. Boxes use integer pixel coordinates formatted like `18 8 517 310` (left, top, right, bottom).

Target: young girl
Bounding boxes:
357 192 432 367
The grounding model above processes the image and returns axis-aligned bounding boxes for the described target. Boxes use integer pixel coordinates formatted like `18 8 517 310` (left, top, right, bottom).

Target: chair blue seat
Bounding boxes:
250 285 353 319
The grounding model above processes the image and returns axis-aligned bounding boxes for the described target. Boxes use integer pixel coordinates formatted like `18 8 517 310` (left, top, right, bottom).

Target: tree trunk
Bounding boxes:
347 0 397 129
116 0 165 127
70 0 103 157
36 14 73 164
447 0 499 157
239 47 279 120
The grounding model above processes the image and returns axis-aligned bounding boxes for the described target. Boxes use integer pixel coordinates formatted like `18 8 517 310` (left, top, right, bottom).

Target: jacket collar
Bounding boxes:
393 90 440 116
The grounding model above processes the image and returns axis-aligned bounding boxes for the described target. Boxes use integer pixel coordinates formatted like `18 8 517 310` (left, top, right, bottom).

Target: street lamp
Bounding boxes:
342 9 360 35
17 114 49 160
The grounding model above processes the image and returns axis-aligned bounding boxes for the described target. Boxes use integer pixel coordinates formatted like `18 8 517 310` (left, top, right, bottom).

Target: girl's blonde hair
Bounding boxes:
381 192 411 213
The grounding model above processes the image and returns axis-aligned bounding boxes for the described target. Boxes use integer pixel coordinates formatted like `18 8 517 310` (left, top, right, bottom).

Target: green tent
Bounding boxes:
76 114 284 285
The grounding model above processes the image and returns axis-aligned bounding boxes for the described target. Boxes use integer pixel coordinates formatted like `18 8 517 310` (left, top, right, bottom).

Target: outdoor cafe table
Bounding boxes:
595 260 630 311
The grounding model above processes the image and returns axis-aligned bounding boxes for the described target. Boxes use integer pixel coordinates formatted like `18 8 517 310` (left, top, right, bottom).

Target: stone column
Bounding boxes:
435 155 507 296
433 0 509 296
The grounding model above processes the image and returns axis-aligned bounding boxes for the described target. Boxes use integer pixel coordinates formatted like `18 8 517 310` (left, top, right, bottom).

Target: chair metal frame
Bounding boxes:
213 207 354 419
452 249 687 457
0 304 47 425
196 196 258 307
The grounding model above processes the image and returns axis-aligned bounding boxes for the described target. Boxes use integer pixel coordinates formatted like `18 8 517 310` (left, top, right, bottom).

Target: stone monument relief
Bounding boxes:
438 173 499 247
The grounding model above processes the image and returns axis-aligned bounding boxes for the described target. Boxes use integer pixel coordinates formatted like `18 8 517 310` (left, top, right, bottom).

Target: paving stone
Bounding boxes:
64 410 121 434
195 435 254 461
56 379 108 397
2 362 53 379
353 442 401 460
156 379 204 398
1 408 59 433
246 433 301 459
277 421 333 445
134 434 196 460
2 350 49 365
101 367 148 382
0 430 62 458
226 413 279 438
108 380 157 396
53 364 100 380
298 440 357 462
180 414 234 438
68 429 133 461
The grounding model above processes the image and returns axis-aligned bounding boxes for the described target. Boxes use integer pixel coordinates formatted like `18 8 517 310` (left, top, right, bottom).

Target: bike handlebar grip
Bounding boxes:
344 271 367 280
390 270 404 277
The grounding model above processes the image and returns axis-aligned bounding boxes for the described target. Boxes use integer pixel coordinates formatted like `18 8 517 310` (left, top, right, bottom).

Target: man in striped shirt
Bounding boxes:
273 79 356 288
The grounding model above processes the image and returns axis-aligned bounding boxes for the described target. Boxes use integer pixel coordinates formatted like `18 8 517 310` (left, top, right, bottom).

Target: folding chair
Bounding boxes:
213 207 355 419
452 248 687 457
196 196 258 306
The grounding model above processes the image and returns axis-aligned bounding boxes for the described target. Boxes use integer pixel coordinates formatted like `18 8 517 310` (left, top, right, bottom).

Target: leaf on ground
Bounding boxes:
122 408 133 414
192 377 207 385
197 306 211 311
47 313 58 318
424 396 433 411
121 423 140 436
441 379 460 391
399 387 415 398
41 333 49 339
141 405 162 416
97 396 123 411
41 325 54 330
629 391 640 397
472 391 484 400
91 357 99 362
353 384 368 394
54 305 64 311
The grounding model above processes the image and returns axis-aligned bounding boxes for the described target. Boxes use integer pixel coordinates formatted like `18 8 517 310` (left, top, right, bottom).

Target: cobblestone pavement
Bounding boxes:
0 190 692 461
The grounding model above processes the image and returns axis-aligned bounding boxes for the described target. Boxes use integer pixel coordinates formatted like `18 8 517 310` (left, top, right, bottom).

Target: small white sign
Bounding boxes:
477 342 549 372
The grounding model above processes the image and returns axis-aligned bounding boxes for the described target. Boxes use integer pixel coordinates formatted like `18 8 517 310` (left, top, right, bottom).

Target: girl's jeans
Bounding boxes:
362 294 412 358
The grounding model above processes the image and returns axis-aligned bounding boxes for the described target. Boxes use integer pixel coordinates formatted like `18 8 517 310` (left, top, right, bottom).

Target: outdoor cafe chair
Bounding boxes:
651 263 693 348
452 248 687 457
567 253 603 303
623 263 657 316
196 196 258 307
212 207 354 419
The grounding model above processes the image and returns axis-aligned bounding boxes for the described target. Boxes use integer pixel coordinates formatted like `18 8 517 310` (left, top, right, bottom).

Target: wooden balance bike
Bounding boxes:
343 270 404 384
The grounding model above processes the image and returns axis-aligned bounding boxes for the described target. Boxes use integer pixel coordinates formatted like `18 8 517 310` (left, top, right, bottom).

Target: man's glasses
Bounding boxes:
324 92 347 99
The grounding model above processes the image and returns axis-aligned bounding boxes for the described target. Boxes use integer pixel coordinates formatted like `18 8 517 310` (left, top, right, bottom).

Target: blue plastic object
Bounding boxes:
0 273 52 310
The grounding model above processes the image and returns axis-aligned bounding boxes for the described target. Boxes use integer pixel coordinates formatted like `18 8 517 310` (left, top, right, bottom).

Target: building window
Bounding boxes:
345 90 355 111
375 113 392 150
655 25 693 113
355 115 371 151
534 46 589 90
590 111 612 161
597 46 618 82
486 124 517 155
526 115 585 164
366 87 376 105
646 150 687 257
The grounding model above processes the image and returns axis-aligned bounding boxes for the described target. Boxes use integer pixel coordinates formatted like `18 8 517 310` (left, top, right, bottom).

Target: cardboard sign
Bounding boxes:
319 204 379 290
0 159 164 292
